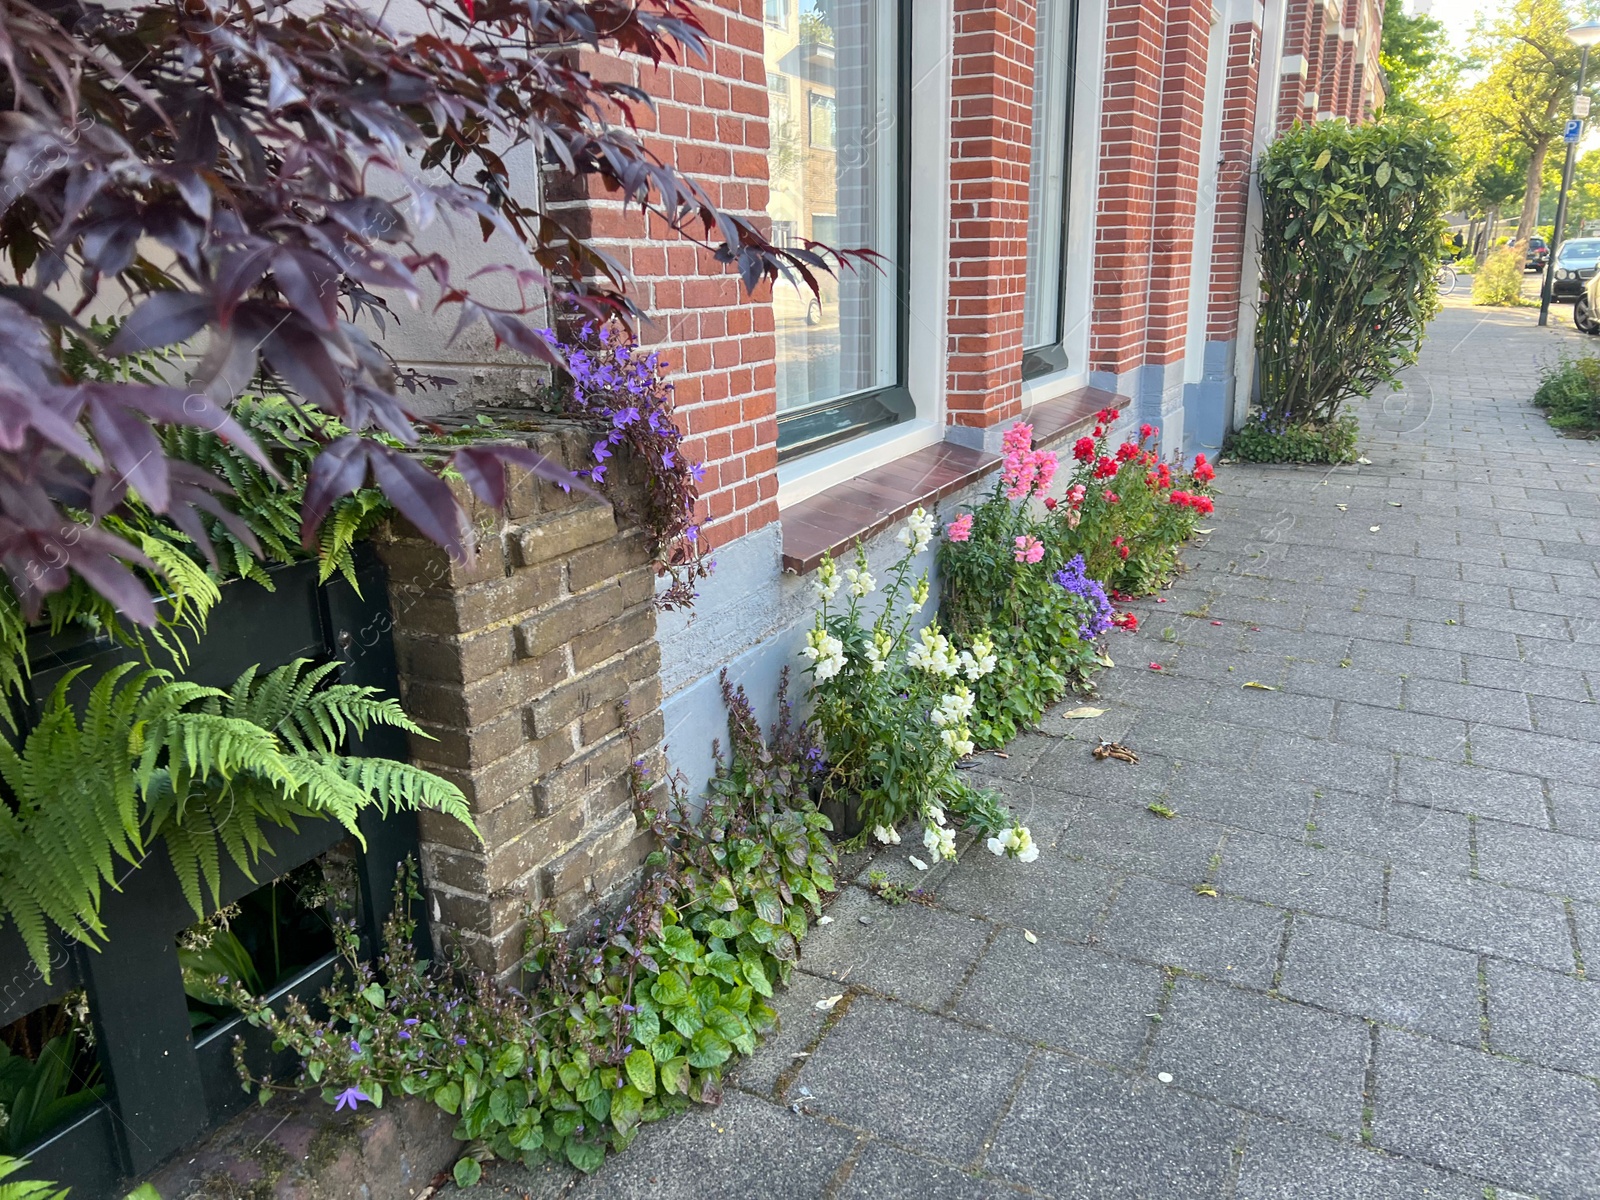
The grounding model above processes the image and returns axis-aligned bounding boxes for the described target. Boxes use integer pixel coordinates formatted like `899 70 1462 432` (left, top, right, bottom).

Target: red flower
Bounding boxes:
1193 460 1216 483
1115 441 1139 463
1095 407 1122 423
1193 495 1215 514
1092 425 1105 438
1102 489 1121 504
1139 423 1155 440
1112 611 1139 630
1073 436 1096 462
1169 490 1191 505
1094 457 1119 479
1043 497 1058 511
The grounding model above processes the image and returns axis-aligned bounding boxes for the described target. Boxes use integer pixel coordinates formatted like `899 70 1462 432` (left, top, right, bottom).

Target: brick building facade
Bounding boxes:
401 0 1388 796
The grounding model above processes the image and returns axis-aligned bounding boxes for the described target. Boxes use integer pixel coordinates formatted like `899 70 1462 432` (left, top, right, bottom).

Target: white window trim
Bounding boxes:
1020 0 1107 411
777 0 954 510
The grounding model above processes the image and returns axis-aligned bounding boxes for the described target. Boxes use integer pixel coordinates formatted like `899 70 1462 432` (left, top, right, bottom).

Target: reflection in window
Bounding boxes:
1023 0 1076 360
765 0 786 29
764 0 902 432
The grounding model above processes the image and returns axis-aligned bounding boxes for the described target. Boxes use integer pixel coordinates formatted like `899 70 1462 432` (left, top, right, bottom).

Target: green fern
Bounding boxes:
0 1157 69 1200
0 661 474 977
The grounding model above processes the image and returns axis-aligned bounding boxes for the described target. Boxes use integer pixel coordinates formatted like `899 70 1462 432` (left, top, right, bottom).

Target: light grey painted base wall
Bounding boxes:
1183 338 1236 459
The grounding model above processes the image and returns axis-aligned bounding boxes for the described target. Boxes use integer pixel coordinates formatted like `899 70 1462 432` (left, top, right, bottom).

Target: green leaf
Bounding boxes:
1375 161 1391 186
1313 148 1331 171
708 875 740 912
611 1083 645 1132
660 925 699 962
659 1055 690 1096
565 1139 608 1173
452 1158 482 1188
650 970 690 1007
739 954 772 997
687 1027 732 1069
360 984 385 1008
434 1082 463 1114
625 1048 657 1097
702 950 740 984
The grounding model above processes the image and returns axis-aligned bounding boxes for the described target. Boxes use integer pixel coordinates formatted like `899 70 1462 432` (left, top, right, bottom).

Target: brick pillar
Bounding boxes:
544 1 777 552
380 424 665 977
1090 0 1164 380
1206 20 1262 345
1146 1 1211 369
945 0 1037 431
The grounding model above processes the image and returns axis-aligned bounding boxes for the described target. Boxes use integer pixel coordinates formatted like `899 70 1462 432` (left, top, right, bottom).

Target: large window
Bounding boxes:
765 0 910 460
1022 0 1078 378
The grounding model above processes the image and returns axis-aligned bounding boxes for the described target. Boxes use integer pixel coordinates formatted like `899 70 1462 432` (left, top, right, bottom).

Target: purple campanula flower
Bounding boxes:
333 1087 370 1112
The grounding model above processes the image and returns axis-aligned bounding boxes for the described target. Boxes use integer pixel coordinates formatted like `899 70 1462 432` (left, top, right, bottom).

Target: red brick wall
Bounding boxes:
549 0 778 552
1146 1 1212 365
1206 20 1262 343
946 0 1037 430
1090 0 1164 376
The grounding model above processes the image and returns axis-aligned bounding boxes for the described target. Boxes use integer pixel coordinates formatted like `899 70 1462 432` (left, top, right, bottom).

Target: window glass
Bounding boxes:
765 0 786 28
765 0 904 442
1023 1 1076 360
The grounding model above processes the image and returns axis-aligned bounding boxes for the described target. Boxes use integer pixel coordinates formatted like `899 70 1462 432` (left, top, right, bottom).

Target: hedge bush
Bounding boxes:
1254 119 1454 435
1472 246 1528 307
1532 356 1600 435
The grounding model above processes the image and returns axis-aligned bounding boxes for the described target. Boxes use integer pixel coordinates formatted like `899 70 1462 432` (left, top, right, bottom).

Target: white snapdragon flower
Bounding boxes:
940 728 975 757
927 804 946 827
905 576 930 615
844 566 876 598
813 558 840 603
803 627 846 681
873 824 902 845
923 823 957 861
896 506 936 555
986 826 1040 862
906 626 960 677
862 630 892 675
958 634 998 681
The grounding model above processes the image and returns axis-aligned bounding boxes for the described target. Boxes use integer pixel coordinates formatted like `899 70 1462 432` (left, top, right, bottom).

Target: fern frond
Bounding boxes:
331 756 475 832
0 1154 71 1200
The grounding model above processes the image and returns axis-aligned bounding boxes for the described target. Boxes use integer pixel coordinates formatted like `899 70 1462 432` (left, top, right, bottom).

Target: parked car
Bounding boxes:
1549 238 1600 301
1575 270 1600 334
1525 235 1550 272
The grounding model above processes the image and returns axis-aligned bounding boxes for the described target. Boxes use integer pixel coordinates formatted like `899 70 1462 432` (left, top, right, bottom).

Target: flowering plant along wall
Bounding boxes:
801 510 1037 862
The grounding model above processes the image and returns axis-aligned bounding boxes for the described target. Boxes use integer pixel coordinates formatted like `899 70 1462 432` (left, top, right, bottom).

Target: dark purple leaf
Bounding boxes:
107 291 212 354
367 445 468 561
301 436 373 539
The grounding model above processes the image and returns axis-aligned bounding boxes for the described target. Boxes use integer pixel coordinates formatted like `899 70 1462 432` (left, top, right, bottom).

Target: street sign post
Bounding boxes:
1565 118 1584 144
1577 95 1593 117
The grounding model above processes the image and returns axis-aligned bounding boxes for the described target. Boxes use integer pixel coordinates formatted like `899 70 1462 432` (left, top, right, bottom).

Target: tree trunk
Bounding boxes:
1516 136 1553 244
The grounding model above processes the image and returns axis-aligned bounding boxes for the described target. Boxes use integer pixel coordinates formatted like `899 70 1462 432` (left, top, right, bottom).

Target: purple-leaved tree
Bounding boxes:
0 0 863 625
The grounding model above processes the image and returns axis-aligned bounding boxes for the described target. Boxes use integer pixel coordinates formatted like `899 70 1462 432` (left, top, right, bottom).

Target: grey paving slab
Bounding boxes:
1551 779 1600 840
1215 829 1386 924
836 1143 1026 1200
1394 756 1550 826
1096 874 1285 987
1467 723 1598 787
984 1053 1243 1199
1485 959 1600 1076
1373 1029 1600 1198
574 1090 855 1200
1278 917 1482 1044
936 838 1116 936
1062 805 1227 884
1162 765 1320 841
1334 703 1470 760
1149 978 1368 1133
1251 730 1397 796
952 934 1164 1066
1307 790 1471 872
1235 1121 1486 1200
1474 819 1600 901
794 997 1022 1161
797 885 992 1009
1386 869 1575 972
1402 675 1534 730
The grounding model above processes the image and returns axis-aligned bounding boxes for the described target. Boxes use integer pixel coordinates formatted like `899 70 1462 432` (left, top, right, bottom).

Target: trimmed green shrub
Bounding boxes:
1226 413 1361 464
1255 118 1454 429
1531 356 1600 435
1471 246 1529 307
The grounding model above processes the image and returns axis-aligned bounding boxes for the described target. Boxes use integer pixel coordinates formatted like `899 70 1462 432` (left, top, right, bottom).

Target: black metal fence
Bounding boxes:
0 546 422 1197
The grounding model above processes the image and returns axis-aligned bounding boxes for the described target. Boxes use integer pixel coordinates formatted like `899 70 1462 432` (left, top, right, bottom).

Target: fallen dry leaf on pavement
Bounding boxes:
1242 681 1277 691
1061 706 1107 720
1093 740 1140 764
815 994 844 1012
1024 930 1038 944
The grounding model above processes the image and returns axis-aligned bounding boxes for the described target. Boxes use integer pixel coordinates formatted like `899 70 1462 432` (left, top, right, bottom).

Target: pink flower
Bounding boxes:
946 513 974 542
1013 535 1044 564
1066 483 1087 507
1030 449 1058 498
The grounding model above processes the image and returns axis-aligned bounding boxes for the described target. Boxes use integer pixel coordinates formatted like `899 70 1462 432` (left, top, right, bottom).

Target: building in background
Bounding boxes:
408 0 1388 793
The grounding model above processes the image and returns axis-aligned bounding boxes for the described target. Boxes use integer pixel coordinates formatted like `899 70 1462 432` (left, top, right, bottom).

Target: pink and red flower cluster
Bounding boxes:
1001 423 1059 501
1168 490 1215 514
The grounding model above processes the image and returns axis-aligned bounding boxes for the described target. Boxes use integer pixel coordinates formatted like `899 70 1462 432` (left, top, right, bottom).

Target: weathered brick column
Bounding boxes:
376 418 665 977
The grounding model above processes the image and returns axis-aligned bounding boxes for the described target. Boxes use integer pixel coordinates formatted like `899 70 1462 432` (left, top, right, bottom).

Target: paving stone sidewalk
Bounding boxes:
457 293 1600 1198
